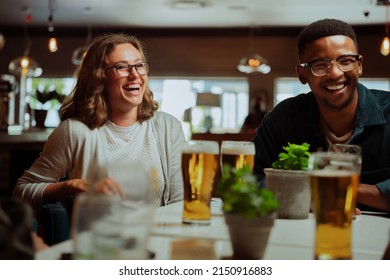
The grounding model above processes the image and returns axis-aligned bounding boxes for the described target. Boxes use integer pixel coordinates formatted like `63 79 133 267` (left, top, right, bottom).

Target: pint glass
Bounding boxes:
308 152 361 259
220 141 255 172
181 140 219 225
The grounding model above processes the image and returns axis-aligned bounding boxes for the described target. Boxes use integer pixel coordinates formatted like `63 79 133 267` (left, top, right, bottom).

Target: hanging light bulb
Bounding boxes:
380 3 390 56
381 36 390 56
47 0 58 52
48 36 58 52
237 27 271 74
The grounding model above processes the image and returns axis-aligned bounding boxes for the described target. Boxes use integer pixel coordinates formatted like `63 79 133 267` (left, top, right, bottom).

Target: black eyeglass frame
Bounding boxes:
105 62 149 76
298 54 361 76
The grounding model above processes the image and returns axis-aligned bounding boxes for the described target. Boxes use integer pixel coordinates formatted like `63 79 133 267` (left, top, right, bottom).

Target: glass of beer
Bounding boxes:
329 143 362 169
220 141 255 173
181 140 219 225
308 152 361 260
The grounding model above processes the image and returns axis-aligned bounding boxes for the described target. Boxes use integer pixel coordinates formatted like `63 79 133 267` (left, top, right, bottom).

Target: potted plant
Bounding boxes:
30 89 66 127
217 164 279 260
263 142 311 219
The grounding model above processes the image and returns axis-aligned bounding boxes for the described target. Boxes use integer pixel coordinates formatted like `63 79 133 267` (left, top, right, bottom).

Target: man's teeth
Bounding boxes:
326 84 344 91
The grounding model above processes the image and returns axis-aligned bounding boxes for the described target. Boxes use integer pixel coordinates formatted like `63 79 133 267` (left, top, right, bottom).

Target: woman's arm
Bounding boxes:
13 121 77 209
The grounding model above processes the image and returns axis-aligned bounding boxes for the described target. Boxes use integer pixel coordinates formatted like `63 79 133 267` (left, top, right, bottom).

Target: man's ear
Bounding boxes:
296 66 307 84
358 55 363 76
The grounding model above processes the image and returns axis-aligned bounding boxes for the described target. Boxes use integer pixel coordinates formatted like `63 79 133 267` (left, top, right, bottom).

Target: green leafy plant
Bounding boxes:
271 142 310 171
217 164 279 219
32 89 66 105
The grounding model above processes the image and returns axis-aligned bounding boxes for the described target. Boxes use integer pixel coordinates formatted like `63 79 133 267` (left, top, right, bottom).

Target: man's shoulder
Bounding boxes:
360 83 390 107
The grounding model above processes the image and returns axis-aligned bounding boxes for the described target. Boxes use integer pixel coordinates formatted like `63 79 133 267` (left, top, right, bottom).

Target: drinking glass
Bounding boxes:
220 141 255 173
71 192 117 260
308 152 361 260
329 143 362 164
181 140 219 225
71 165 154 259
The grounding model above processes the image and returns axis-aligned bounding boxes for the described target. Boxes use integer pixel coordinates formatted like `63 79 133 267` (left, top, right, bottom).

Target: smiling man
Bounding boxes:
253 19 390 213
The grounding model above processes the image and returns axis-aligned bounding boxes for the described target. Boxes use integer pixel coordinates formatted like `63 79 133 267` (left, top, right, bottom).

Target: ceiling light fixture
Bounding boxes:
8 7 42 77
72 6 93 65
72 24 92 65
8 7 42 130
47 0 58 52
237 28 271 74
380 2 390 56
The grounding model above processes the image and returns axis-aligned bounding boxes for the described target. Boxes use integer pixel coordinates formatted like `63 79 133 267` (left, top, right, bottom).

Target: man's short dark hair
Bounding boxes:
297 18 358 57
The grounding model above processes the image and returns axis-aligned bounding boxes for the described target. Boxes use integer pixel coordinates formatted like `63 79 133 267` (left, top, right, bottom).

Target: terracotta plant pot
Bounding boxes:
224 212 276 260
264 168 311 219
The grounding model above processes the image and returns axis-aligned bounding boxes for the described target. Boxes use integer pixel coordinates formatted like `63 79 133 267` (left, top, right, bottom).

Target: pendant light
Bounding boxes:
8 8 42 130
8 9 42 77
72 6 94 65
237 27 271 74
47 0 58 52
380 3 390 56
72 24 93 65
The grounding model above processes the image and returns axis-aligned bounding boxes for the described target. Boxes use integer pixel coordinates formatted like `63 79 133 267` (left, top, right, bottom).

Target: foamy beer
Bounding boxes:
181 140 219 225
308 152 361 260
220 141 255 172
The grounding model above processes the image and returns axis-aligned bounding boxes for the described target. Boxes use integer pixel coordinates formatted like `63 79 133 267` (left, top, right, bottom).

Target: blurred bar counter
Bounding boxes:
0 128 54 196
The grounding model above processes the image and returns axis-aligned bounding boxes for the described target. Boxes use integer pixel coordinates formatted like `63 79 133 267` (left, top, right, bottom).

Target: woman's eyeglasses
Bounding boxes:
106 62 149 77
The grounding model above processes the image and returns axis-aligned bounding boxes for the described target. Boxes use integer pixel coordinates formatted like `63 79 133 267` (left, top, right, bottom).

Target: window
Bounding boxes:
27 77 249 137
149 77 249 139
26 77 75 127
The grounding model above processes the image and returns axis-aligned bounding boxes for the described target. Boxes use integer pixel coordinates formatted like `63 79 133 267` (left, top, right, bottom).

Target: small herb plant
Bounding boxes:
271 142 310 171
32 89 66 105
217 164 279 219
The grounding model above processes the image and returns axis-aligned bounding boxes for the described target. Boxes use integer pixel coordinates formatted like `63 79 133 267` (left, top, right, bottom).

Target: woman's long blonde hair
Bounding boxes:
60 33 158 129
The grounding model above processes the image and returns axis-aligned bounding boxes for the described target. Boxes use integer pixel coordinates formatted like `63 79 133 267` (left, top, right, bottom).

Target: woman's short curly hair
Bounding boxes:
60 33 158 130
297 18 358 57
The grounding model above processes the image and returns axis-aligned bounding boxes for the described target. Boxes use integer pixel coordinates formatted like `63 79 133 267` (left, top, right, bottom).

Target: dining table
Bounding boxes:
35 199 390 260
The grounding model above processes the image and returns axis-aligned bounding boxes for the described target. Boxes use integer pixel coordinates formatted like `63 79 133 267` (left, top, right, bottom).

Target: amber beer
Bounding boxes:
181 140 219 225
309 152 360 260
220 141 255 171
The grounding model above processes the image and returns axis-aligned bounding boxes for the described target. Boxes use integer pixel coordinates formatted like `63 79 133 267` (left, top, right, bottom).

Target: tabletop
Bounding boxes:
36 200 390 260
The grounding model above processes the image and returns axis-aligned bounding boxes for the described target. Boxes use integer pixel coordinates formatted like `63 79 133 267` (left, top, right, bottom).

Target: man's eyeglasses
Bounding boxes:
106 62 149 77
298 55 361 76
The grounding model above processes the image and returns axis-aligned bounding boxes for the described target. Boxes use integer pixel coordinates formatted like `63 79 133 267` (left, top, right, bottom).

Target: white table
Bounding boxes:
36 200 390 260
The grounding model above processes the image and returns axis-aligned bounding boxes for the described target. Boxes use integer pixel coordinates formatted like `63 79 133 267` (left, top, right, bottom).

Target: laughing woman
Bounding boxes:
13 33 185 209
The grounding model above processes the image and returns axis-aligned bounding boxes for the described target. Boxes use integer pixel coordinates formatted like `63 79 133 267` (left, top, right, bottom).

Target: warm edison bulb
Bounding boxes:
248 58 261 67
380 36 390 56
21 56 30 68
49 37 58 52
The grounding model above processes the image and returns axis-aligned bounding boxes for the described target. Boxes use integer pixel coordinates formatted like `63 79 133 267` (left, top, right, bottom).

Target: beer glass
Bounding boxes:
181 140 219 225
220 141 255 173
330 143 362 171
308 152 361 260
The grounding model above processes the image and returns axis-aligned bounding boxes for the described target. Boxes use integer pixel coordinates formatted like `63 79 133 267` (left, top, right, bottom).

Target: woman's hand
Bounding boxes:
93 177 126 199
65 179 91 193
